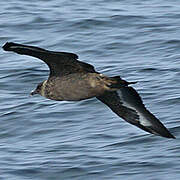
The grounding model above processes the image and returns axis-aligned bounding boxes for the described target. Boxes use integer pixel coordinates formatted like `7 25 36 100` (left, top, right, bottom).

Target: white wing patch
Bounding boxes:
117 90 152 127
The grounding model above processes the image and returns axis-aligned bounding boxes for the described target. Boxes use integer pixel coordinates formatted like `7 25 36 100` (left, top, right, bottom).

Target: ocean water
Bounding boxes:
0 0 180 179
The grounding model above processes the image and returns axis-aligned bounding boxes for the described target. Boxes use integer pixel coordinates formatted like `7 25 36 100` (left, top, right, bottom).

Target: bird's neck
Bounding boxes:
41 80 48 97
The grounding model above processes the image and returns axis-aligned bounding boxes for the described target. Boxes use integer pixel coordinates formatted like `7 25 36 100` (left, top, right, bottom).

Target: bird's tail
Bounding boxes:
104 75 137 90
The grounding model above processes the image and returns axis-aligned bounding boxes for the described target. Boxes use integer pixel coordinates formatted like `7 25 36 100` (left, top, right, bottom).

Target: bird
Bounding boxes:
2 42 175 139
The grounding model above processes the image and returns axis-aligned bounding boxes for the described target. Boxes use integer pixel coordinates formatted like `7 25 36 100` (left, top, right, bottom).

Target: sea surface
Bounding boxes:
0 0 180 179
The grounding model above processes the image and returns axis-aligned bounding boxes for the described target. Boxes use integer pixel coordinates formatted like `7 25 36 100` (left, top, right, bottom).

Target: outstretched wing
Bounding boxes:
97 87 175 138
2 42 96 76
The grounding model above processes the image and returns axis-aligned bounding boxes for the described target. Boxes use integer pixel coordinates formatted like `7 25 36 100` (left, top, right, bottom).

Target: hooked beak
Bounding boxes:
30 89 38 96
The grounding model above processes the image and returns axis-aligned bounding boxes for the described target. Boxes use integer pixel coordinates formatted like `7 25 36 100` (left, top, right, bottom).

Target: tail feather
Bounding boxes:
107 76 137 89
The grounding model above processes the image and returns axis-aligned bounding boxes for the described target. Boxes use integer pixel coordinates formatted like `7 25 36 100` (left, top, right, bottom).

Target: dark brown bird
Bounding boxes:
2 42 175 139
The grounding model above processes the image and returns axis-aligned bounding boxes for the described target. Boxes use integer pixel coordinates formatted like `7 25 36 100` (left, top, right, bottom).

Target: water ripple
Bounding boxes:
0 0 180 180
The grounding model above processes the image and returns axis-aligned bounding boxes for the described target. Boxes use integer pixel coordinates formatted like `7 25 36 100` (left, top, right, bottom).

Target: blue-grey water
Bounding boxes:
0 0 180 179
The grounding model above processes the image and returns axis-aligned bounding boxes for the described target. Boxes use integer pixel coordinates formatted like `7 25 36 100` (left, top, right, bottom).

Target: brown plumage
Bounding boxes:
2 42 175 139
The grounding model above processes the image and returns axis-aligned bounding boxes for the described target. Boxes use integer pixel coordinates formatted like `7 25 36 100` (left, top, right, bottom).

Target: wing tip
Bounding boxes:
135 122 176 139
2 42 17 51
146 125 176 139
161 131 176 139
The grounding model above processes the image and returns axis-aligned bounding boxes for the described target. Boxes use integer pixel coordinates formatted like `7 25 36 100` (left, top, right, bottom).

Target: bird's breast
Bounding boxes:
44 73 106 101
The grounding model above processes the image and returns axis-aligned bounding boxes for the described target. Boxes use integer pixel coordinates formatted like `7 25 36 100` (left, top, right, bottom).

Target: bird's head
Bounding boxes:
30 82 44 96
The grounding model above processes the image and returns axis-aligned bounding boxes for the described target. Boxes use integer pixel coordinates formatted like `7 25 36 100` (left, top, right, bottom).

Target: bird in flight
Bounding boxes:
2 42 175 139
